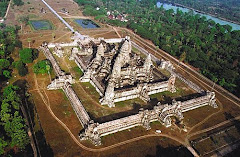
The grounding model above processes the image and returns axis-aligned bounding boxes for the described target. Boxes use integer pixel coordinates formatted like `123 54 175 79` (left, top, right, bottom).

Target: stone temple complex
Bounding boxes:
40 34 218 146
77 36 176 107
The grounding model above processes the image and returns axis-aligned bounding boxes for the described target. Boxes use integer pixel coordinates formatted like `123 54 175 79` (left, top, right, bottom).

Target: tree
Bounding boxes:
15 60 28 76
0 101 12 123
0 84 29 153
0 59 11 78
18 16 29 34
0 137 7 155
4 111 29 149
33 60 52 74
13 0 24 6
27 38 31 48
0 59 10 70
18 16 29 26
19 48 34 63
2 85 19 98
3 70 11 78
179 52 186 62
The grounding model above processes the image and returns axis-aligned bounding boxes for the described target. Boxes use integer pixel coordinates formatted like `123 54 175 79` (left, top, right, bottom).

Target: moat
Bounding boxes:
156 2 240 31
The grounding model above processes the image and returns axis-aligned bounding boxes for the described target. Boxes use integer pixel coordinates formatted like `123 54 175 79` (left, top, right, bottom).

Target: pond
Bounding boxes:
74 19 100 29
156 2 240 31
29 20 53 30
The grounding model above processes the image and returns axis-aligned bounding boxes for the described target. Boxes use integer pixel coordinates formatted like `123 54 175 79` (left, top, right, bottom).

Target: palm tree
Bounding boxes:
27 38 31 48
46 64 51 82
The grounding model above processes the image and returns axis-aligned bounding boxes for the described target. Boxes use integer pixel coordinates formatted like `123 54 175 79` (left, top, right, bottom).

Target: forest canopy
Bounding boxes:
0 24 29 156
0 0 10 17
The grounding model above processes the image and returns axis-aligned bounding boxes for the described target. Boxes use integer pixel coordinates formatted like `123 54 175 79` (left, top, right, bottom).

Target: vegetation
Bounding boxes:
0 86 30 155
0 85 29 148
13 0 24 6
162 0 240 24
15 60 28 76
16 48 38 76
33 59 52 74
18 15 29 26
12 48 38 77
0 0 10 17
19 48 38 64
74 0 240 97
0 23 32 156
0 24 22 80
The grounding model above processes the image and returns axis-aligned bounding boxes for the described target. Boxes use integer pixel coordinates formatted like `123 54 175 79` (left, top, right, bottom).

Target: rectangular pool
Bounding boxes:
74 19 100 29
29 20 53 30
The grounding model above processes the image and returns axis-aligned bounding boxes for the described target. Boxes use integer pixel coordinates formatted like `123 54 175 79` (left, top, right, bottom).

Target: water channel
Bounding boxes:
156 2 240 31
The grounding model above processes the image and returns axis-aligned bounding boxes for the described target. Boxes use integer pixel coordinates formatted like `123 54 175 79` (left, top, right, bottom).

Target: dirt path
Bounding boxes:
113 27 122 38
186 100 223 135
188 115 240 139
3 0 12 19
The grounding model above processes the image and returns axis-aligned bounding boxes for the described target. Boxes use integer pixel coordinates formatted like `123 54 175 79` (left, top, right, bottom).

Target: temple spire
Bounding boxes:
144 54 153 71
96 43 104 60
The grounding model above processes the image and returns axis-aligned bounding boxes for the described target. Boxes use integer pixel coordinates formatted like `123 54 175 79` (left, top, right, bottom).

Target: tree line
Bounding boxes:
0 22 52 156
0 24 31 156
74 0 240 97
0 85 30 155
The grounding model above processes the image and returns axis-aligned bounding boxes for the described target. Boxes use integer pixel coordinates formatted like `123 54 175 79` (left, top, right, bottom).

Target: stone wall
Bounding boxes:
47 75 75 90
49 42 78 48
131 41 204 93
40 44 91 127
113 80 170 103
41 38 218 147
90 77 104 96
181 91 217 112
80 91 217 145
63 83 90 127
74 54 87 72
39 44 65 76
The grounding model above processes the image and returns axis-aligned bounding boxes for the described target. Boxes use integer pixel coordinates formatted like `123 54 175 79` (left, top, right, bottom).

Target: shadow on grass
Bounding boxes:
35 131 54 157
13 79 54 157
93 103 142 123
93 92 208 124
146 145 193 157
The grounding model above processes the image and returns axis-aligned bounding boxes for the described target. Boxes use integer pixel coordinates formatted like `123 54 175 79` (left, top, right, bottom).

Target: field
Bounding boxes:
5 0 240 156
192 124 240 156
